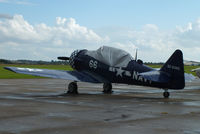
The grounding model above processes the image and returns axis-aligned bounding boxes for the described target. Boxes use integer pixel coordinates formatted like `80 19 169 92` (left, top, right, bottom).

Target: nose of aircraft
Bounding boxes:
69 50 80 68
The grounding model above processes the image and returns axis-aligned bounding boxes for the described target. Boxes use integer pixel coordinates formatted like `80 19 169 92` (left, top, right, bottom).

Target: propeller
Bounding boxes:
135 49 138 61
134 49 143 64
57 56 70 60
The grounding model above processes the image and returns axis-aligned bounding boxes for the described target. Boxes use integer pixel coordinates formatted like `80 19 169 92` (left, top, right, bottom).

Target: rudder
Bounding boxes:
160 50 185 89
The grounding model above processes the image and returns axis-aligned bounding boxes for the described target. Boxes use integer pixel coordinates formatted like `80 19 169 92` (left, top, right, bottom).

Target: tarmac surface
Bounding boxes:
0 79 200 134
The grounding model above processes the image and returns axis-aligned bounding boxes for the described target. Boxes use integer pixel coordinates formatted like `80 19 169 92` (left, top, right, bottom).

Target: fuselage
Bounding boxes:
68 49 171 89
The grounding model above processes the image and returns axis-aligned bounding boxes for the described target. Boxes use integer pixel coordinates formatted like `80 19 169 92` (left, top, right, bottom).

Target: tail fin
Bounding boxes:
160 50 185 89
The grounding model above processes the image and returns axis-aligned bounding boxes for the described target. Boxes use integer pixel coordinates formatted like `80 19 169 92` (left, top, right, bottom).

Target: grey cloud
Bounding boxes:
0 14 13 19
0 0 35 5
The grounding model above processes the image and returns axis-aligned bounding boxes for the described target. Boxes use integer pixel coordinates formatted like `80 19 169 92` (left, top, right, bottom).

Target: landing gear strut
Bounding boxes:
67 82 78 94
103 83 113 94
163 89 170 98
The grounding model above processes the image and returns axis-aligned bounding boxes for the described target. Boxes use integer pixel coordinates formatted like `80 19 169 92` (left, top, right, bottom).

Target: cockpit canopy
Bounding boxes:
85 46 133 67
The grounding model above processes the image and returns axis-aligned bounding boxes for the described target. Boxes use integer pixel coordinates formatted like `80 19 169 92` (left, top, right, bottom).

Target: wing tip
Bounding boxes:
4 67 16 73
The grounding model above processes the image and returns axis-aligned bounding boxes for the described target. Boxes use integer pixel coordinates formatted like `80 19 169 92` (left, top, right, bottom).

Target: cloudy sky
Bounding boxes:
0 0 200 62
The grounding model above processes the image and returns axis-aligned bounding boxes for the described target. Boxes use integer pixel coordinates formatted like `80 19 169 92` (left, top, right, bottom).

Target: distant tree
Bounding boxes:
0 59 13 64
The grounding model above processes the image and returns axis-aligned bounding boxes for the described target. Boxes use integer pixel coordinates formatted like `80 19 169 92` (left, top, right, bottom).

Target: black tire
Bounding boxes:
103 83 112 94
163 91 170 98
68 82 78 94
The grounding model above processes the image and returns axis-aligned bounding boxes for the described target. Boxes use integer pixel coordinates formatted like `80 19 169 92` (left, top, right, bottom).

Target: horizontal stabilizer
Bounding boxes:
140 71 195 83
140 71 170 83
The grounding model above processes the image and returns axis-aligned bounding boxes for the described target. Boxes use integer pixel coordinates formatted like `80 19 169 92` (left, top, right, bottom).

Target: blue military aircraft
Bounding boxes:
4 46 185 98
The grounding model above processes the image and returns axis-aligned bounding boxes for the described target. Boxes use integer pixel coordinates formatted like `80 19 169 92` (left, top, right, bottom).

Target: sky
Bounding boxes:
0 0 200 62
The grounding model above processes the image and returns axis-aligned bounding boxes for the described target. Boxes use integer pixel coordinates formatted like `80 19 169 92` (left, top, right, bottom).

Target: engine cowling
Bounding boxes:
69 50 80 69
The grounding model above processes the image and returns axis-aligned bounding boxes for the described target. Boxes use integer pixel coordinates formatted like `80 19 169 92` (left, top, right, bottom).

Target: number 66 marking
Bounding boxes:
89 60 98 69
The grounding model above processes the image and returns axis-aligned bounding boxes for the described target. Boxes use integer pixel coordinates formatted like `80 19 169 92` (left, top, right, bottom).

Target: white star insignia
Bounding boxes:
116 67 124 77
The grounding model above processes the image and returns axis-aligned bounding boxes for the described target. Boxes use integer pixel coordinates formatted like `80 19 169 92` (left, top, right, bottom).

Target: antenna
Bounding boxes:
135 49 138 61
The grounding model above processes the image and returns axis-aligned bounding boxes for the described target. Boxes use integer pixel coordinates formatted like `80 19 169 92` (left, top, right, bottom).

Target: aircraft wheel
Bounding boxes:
163 91 170 98
103 83 112 94
67 82 78 94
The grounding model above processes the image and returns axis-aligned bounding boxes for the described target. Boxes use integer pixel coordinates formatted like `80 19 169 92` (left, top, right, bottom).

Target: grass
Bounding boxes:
184 65 200 76
0 64 73 79
0 64 199 79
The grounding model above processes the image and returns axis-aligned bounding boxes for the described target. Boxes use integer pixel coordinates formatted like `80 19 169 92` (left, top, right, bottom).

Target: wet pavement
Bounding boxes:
0 79 200 134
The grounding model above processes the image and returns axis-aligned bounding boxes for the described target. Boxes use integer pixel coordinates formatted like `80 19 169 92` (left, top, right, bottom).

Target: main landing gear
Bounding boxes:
103 83 113 94
66 82 169 98
67 82 78 94
163 89 170 98
66 82 113 94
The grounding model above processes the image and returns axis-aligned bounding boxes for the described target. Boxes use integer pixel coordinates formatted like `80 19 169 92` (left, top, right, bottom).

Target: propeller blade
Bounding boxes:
135 49 138 61
57 57 70 60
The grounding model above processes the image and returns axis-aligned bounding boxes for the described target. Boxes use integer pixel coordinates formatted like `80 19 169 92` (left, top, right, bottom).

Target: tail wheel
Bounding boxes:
68 82 78 94
163 91 170 98
103 83 112 94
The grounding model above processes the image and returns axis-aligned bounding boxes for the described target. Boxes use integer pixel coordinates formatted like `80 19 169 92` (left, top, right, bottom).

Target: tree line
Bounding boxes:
0 59 68 65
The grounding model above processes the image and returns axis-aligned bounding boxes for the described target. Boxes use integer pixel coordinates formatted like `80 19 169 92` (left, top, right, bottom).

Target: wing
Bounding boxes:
4 67 107 83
